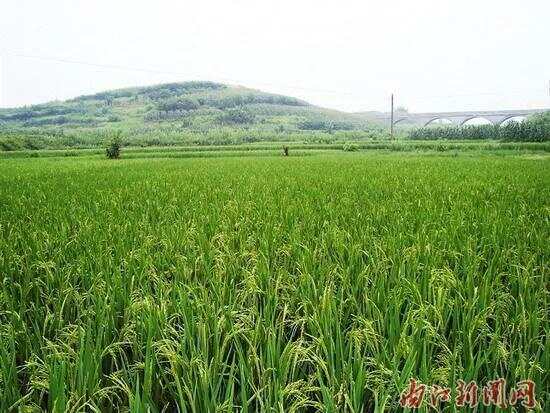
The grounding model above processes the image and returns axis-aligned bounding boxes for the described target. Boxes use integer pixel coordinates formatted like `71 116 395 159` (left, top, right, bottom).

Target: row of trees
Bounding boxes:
205 93 306 109
0 126 389 152
408 112 550 142
153 93 306 113
298 119 355 132
145 107 256 125
73 81 225 102
0 129 101 151
0 105 82 122
0 102 116 126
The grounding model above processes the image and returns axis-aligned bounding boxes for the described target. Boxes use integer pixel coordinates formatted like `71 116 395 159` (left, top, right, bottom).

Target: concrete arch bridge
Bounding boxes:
376 109 548 127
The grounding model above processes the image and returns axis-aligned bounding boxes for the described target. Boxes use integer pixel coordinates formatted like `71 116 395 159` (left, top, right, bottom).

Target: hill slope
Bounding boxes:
0 82 373 139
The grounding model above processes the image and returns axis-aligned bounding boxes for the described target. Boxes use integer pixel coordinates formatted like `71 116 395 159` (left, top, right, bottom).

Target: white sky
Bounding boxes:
1 0 549 112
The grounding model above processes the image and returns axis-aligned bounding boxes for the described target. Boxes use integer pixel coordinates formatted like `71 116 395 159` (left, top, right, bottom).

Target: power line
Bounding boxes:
3 50 364 98
9 50 545 100
3 50 548 111
5 51 222 80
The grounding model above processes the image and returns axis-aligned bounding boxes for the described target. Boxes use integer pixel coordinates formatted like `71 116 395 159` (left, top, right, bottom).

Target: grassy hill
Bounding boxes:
0 82 380 150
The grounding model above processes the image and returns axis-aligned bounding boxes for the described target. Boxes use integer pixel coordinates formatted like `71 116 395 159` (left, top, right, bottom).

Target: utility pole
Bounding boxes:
0 51 4 108
0 51 7 109
390 93 394 140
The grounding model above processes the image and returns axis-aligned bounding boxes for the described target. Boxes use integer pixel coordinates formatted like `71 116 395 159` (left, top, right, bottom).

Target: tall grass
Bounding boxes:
0 154 548 411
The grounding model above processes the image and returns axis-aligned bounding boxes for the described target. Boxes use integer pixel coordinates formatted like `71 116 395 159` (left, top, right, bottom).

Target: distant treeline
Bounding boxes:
0 129 109 151
408 112 550 142
154 93 306 113
72 81 227 102
297 120 355 131
0 128 387 151
0 105 79 122
0 103 117 127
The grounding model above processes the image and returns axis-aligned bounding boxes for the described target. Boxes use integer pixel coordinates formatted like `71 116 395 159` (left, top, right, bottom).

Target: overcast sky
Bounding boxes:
1 0 549 112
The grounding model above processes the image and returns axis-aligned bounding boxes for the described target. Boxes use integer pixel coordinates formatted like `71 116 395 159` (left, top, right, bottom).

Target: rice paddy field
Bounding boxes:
0 152 548 412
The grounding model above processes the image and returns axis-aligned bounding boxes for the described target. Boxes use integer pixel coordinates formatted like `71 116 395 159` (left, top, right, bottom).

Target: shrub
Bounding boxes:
343 142 359 152
105 133 122 159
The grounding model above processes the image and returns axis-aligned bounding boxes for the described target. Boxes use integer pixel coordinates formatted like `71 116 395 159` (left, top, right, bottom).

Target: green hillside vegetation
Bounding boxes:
0 82 378 150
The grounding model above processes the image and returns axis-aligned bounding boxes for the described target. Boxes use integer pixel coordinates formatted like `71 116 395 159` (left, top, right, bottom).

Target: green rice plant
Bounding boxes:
0 152 547 412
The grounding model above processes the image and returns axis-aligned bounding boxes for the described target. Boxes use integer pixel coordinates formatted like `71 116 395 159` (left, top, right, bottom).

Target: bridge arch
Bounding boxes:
460 116 493 126
498 115 527 126
393 118 409 125
424 117 453 127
